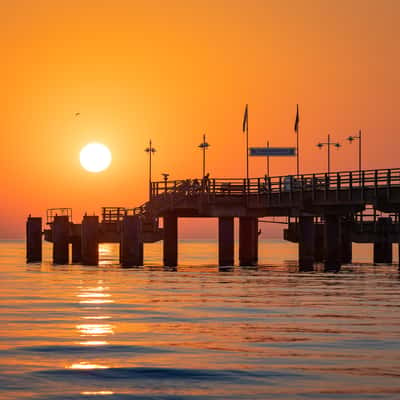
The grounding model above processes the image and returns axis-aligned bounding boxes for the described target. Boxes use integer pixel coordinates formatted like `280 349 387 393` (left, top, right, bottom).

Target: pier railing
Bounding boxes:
150 168 400 198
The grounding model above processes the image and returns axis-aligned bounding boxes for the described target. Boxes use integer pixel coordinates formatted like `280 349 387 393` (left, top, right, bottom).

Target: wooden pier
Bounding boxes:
26 168 400 270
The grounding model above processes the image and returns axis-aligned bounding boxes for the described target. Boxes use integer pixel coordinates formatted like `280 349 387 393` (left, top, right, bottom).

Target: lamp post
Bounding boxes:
347 129 362 173
316 134 341 174
145 140 156 199
198 134 210 177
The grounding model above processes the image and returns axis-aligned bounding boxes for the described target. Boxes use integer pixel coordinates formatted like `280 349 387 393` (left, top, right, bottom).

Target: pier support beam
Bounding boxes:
120 215 143 266
239 217 258 266
81 216 99 265
374 217 393 264
324 215 341 271
218 217 234 266
298 216 315 270
71 237 82 263
163 215 178 267
314 223 324 262
341 219 352 264
374 242 392 264
26 217 42 263
52 216 70 265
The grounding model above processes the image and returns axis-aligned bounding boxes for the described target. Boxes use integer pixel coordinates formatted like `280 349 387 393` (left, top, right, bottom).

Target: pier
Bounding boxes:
27 168 400 270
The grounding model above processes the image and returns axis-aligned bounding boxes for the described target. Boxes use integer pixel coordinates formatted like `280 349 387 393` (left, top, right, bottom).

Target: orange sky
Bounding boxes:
1 0 400 238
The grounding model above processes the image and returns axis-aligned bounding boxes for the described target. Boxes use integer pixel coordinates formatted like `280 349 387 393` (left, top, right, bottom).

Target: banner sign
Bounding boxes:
249 147 296 157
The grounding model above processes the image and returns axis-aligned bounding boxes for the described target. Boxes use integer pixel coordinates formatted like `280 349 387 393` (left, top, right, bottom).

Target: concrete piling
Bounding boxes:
52 216 70 264
26 217 42 263
314 223 325 262
374 217 393 264
120 215 143 266
81 215 99 265
324 215 341 271
71 236 82 263
163 215 178 267
218 217 234 266
298 216 315 270
239 217 258 266
341 219 353 264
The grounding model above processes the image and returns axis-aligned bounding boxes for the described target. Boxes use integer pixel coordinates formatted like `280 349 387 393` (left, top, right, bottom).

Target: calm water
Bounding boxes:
1 240 400 399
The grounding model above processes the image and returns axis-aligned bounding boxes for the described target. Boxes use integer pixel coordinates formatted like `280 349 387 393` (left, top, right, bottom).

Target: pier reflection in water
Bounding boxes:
1 240 400 399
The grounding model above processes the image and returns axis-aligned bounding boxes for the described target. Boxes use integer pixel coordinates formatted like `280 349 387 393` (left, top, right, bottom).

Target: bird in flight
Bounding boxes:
75 112 80 117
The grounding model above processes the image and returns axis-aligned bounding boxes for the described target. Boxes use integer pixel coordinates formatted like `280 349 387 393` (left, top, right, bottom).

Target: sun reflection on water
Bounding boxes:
69 362 109 369
71 280 114 373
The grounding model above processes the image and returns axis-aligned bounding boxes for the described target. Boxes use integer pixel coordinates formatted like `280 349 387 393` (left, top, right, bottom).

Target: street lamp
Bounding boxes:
316 134 340 173
145 140 156 199
347 129 362 173
198 133 210 177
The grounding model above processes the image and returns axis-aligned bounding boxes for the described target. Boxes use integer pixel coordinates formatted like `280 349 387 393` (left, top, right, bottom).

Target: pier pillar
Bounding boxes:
120 215 143 266
324 215 341 271
341 219 353 264
71 237 82 263
81 216 99 265
298 216 315 270
52 216 70 264
239 217 258 266
314 223 324 262
26 217 42 263
163 215 178 267
218 217 234 266
374 217 393 264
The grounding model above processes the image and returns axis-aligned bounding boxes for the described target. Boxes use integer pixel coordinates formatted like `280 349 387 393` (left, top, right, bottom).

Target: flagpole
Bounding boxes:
296 125 299 176
246 113 249 181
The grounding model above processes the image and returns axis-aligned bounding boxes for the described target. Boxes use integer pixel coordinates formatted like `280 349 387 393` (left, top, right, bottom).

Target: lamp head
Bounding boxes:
317 143 323 149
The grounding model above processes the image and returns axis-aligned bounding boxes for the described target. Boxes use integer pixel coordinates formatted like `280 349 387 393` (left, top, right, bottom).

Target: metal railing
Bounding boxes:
150 168 400 198
46 208 72 225
101 207 126 223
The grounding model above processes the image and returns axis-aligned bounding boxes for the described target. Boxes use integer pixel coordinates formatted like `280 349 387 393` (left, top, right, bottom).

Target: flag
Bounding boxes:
242 104 248 133
294 104 299 133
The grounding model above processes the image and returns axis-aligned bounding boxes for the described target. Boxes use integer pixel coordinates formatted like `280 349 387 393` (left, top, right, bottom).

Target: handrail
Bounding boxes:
149 168 400 197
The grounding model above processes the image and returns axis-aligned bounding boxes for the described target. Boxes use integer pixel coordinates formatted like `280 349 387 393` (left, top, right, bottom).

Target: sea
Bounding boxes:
1 239 400 400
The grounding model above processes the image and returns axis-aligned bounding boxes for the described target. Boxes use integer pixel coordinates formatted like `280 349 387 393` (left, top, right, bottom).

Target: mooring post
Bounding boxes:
314 222 324 262
52 215 70 264
26 217 42 263
324 215 341 271
298 216 315 270
218 217 234 266
239 217 258 266
120 215 143 266
341 218 353 264
163 214 178 267
373 217 392 264
81 215 99 265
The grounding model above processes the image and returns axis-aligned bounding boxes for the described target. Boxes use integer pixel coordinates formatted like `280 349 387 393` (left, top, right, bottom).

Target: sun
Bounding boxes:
80 143 112 173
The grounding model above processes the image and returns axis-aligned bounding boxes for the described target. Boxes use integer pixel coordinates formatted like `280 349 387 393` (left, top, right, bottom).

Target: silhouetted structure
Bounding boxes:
26 167 400 270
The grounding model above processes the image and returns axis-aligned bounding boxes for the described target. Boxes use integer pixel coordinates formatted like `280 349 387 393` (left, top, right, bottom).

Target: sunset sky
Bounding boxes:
1 0 399 238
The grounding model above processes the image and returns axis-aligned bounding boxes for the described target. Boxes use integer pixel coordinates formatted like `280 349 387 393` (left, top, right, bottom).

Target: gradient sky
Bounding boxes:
1 0 399 238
